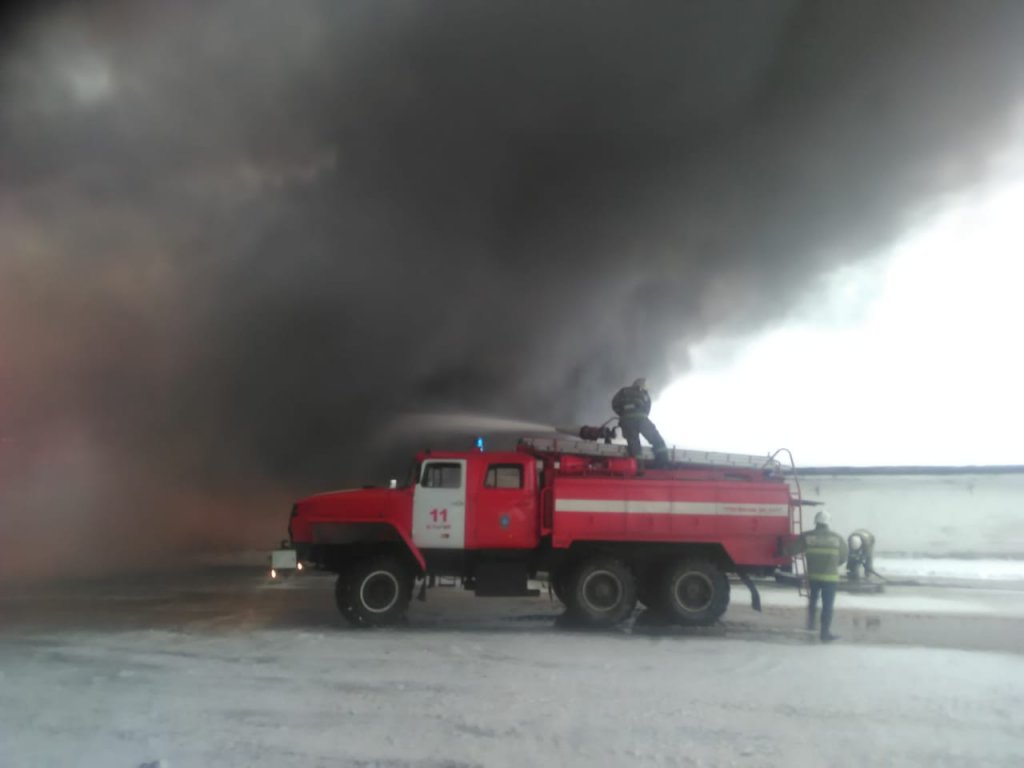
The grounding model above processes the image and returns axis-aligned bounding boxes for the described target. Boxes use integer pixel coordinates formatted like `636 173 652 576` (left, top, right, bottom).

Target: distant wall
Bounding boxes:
792 470 1024 558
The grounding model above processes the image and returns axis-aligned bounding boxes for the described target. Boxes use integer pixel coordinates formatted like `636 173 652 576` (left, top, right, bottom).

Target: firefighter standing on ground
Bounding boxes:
612 378 669 468
784 508 848 642
847 528 876 580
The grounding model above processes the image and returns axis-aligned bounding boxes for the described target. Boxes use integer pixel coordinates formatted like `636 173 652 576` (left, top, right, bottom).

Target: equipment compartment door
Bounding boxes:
413 460 468 549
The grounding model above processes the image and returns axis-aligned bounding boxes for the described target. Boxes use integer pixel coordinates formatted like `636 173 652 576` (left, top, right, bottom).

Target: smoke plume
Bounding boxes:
2 1 1023 578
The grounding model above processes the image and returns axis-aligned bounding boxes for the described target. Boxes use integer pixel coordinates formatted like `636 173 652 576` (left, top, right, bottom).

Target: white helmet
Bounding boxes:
850 533 863 551
814 508 831 527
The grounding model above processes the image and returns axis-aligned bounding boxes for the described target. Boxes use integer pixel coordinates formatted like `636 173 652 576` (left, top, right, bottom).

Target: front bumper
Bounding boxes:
269 547 300 579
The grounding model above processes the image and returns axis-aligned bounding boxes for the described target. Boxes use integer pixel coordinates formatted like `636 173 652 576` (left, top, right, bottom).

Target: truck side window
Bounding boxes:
421 462 462 489
484 464 523 489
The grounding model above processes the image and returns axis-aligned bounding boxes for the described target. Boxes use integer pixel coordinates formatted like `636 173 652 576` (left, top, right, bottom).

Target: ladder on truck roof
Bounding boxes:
520 436 781 471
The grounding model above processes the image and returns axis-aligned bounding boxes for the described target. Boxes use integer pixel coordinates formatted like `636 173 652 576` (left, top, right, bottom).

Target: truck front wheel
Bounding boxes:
335 556 412 627
658 559 730 626
565 557 637 627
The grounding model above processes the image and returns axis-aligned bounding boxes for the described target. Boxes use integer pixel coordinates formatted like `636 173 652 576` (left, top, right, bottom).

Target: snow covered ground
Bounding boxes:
1 624 1022 768
2 573 1024 768
765 584 1024 618
874 557 1024 584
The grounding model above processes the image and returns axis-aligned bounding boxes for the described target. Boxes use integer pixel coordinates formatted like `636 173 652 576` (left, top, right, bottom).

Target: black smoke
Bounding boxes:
1 1 1023 578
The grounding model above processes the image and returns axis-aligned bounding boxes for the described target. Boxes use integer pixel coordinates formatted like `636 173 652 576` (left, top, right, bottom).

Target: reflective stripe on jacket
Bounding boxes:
786 526 848 582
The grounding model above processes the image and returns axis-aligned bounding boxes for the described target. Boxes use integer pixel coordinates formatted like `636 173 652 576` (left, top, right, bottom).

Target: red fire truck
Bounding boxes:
271 435 800 628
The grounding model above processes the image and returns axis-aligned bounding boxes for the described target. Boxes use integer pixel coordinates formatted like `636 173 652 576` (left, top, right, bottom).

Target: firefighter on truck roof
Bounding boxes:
784 508 848 643
612 377 669 469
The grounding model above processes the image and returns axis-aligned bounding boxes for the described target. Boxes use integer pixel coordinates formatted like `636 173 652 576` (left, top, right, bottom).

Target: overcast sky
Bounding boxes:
656 137 1024 466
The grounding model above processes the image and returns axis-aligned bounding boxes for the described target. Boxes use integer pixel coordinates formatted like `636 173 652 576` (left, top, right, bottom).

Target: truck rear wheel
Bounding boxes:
565 557 637 627
658 559 730 626
335 556 412 627
549 568 570 605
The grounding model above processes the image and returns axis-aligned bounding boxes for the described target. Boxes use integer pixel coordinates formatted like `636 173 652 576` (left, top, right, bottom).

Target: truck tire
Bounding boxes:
565 557 637 627
549 568 570 605
335 556 412 627
334 565 366 626
658 559 730 626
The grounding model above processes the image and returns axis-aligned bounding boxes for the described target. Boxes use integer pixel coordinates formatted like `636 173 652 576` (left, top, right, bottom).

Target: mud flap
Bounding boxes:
737 571 762 612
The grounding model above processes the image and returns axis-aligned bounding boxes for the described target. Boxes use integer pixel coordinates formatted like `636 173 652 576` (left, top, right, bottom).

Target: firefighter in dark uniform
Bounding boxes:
784 508 848 642
612 378 670 468
847 529 876 580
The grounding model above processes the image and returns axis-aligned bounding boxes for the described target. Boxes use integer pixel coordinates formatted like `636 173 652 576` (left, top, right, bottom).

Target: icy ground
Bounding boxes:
874 556 1024 584
2 574 1024 768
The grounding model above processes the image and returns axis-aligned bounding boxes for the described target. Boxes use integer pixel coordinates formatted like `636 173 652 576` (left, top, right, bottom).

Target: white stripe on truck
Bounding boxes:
554 499 789 517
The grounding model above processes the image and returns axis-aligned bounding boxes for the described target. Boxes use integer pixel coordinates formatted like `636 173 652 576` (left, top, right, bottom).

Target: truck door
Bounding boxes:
413 459 467 549
472 459 538 550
